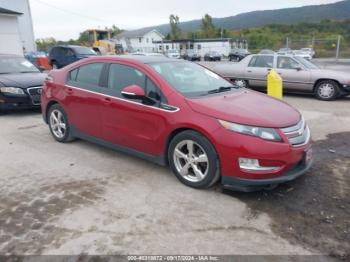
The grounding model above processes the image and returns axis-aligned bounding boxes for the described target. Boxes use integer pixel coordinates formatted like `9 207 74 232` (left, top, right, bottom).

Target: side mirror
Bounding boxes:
121 85 146 99
295 66 303 71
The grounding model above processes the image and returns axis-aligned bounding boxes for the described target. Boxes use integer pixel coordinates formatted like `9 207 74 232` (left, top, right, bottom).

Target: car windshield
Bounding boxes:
294 57 319 69
72 47 97 55
149 61 235 98
0 57 40 74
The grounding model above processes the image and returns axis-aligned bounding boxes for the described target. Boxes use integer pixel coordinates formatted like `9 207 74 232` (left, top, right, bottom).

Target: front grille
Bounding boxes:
27 86 42 105
281 117 310 147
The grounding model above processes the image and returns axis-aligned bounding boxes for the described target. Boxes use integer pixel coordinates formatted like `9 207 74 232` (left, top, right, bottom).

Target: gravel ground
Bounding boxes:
0 94 349 260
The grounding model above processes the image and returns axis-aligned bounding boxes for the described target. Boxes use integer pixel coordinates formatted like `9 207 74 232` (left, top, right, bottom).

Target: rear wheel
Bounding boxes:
48 104 74 143
168 131 220 189
233 79 248 88
315 80 339 101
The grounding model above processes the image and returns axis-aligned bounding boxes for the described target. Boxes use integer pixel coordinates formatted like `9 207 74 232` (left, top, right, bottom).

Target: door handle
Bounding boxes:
103 97 112 105
247 70 252 73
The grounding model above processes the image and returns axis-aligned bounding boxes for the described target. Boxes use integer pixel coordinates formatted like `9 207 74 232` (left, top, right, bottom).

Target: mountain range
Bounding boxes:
129 0 350 35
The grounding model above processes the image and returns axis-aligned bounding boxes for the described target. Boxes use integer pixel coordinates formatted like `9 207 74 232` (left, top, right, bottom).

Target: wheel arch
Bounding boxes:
313 78 341 93
45 100 60 123
164 126 219 166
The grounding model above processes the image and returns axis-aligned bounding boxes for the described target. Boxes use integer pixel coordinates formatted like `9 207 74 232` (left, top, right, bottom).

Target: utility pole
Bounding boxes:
311 34 315 49
286 37 289 49
335 35 341 61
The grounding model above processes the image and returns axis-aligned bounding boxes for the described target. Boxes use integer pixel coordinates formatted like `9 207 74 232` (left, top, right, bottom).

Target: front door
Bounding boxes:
276 56 312 92
100 63 169 156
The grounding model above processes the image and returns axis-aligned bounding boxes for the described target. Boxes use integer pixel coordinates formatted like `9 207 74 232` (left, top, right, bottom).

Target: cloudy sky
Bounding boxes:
30 0 340 40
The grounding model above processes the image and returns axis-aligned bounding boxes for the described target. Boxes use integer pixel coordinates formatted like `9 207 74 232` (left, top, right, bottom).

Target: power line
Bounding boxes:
31 0 112 24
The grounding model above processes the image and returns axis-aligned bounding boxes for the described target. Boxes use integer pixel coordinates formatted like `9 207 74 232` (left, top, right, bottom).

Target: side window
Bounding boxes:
108 64 146 97
249 56 273 68
277 56 300 69
76 63 103 86
146 78 165 103
67 63 104 89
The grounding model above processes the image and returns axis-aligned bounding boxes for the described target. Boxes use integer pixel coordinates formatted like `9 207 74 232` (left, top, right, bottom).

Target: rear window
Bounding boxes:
67 63 104 88
248 56 273 68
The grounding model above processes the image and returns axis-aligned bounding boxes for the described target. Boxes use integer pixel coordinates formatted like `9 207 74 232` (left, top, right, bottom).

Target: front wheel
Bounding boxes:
315 80 339 101
168 131 220 189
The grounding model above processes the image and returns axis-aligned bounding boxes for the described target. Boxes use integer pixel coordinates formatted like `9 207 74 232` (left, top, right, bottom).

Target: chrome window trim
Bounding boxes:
66 85 180 113
27 86 43 106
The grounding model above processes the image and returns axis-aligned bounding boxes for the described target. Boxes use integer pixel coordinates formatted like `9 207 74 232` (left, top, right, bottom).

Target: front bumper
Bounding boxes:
222 158 313 191
0 94 40 111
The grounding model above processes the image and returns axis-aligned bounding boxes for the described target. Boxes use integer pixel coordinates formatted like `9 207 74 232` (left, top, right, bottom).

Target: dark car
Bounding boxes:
228 48 250 62
0 54 46 112
204 51 221 61
183 50 201 61
48 45 97 69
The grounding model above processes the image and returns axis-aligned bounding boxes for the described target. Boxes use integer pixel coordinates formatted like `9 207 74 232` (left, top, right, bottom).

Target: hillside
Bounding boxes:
131 0 350 35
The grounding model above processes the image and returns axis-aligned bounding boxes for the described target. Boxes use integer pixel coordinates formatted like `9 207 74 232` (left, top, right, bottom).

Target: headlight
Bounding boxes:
0 87 25 95
218 120 282 142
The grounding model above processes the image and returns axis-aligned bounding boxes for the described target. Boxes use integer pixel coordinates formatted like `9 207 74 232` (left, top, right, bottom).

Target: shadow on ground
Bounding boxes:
224 132 350 260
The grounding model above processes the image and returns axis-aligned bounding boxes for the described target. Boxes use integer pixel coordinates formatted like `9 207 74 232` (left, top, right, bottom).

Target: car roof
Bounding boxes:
53 45 90 49
82 55 182 64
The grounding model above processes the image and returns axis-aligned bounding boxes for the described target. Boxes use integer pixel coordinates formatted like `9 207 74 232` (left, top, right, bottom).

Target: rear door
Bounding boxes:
245 55 274 89
100 62 170 156
65 63 105 138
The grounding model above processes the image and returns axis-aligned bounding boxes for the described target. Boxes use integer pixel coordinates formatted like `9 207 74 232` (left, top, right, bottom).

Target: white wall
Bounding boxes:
0 0 36 52
0 15 22 55
117 30 164 53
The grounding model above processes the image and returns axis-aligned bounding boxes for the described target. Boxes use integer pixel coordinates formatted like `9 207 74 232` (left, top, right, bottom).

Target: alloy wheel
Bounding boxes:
173 140 209 183
234 79 247 88
50 109 66 139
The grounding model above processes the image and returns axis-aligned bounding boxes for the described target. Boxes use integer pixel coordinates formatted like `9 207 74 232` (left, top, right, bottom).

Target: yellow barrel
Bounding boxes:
267 69 283 99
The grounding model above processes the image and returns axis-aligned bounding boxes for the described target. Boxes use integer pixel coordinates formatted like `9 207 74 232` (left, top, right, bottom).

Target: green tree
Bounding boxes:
201 14 216 38
169 14 181 40
35 37 57 52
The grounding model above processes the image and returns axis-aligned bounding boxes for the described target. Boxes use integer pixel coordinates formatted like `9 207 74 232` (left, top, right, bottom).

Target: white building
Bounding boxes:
154 38 248 57
0 0 36 55
115 29 164 53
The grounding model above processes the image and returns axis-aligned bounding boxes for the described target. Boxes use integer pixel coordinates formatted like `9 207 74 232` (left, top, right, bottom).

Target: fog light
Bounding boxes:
238 158 280 173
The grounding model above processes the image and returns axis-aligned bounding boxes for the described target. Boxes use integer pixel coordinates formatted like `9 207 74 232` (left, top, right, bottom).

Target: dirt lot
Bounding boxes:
0 95 349 260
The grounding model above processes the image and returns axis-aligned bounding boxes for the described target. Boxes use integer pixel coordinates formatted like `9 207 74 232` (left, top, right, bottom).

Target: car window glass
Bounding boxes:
249 56 273 68
75 63 103 86
108 64 146 97
146 77 163 102
67 49 75 56
69 68 79 81
248 56 257 67
277 56 300 69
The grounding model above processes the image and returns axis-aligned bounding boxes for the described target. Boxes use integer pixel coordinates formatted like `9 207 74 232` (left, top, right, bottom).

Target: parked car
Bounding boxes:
300 48 315 58
228 48 250 62
182 50 201 61
204 51 221 61
278 48 293 55
48 45 97 69
210 54 350 100
293 50 312 60
165 49 181 59
259 49 275 55
0 54 46 112
41 55 313 192
130 52 166 57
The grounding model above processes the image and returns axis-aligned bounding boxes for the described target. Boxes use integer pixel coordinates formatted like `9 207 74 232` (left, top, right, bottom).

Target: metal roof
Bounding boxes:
0 7 22 15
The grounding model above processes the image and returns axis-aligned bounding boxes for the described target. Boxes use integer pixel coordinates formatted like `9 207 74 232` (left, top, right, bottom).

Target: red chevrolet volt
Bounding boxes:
41 56 313 191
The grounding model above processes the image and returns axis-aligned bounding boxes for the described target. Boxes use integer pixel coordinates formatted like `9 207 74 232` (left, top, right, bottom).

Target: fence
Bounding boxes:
281 35 350 59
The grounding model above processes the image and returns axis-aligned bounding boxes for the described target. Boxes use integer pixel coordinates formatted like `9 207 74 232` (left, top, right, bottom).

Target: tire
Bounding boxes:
168 130 220 189
233 79 248 88
315 80 340 101
48 104 74 143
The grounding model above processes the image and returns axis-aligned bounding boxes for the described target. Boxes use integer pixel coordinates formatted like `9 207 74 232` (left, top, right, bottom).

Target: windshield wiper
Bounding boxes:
207 86 236 94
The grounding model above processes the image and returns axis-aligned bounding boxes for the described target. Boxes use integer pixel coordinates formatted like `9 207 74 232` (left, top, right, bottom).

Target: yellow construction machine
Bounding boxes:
85 29 123 55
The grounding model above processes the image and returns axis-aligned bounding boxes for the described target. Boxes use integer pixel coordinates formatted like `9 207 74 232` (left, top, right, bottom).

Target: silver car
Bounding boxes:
211 54 350 100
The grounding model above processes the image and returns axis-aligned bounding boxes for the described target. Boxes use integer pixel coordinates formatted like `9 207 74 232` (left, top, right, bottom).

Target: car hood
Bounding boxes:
186 89 301 128
310 69 350 83
0 72 47 89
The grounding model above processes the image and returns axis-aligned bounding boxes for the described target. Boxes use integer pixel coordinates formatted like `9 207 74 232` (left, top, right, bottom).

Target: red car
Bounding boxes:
41 56 313 191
